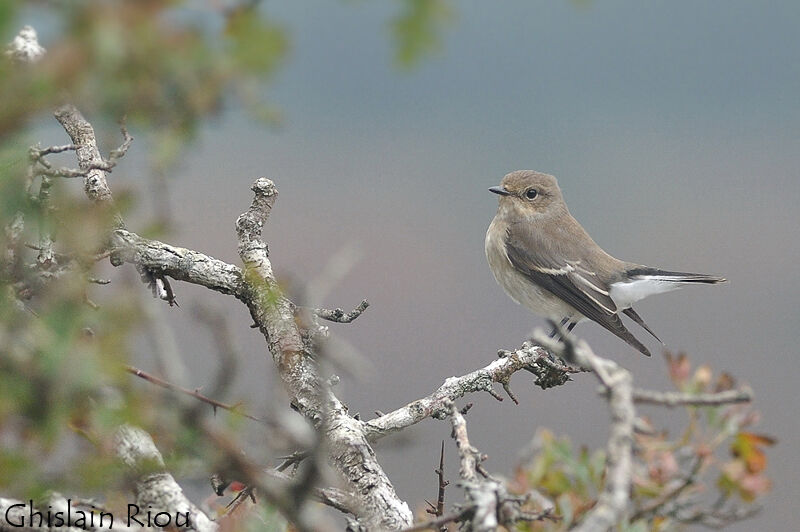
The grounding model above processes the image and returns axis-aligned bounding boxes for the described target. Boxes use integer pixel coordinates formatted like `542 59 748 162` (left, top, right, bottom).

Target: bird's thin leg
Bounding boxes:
548 317 572 339
543 318 576 363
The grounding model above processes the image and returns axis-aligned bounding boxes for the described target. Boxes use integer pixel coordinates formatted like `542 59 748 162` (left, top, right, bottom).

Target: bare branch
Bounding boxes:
402 510 468 532
632 387 752 407
192 304 240 399
266 469 360 517
125 365 265 424
109 230 244 296
676 504 761 529
314 299 370 323
450 403 480 483
362 343 565 441
32 144 79 157
630 457 703 522
35 176 55 268
107 119 133 164
426 441 448 518
114 425 217 532
235 178 413 529
411 402 557 532
201 423 328 532
53 104 125 229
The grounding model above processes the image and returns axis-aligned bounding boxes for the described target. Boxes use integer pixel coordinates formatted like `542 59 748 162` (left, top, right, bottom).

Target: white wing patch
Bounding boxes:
609 277 685 309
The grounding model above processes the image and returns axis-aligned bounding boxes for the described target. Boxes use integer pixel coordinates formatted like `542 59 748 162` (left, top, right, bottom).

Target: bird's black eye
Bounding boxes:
525 188 538 200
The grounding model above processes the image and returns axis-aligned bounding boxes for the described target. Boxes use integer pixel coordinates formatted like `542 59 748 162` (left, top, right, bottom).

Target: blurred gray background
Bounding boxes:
38 0 799 529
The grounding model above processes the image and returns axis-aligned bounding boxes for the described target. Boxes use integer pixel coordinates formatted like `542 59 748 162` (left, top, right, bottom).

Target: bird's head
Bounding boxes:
489 170 565 219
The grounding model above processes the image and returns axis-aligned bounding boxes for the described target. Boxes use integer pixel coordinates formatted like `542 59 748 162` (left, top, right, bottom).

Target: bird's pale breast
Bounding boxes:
485 219 581 321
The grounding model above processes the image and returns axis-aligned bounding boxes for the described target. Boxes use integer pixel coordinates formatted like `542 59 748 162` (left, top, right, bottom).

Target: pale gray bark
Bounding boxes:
362 344 560 440
234 177 414 529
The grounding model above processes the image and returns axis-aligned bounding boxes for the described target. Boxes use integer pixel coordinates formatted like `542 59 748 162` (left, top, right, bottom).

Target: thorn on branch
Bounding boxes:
276 450 309 472
502 382 519 404
486 386 504 402
224 486 256 516
401 510 468 532
192 304 240 400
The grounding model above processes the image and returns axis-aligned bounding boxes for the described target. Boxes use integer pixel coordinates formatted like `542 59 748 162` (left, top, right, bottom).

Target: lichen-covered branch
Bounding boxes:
53 104 125 229
314 299 370 323
362 344 575 441
110 229 243 297
234 178 413 529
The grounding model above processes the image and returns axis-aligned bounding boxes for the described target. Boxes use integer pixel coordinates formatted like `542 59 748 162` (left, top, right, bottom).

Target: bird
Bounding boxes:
485 170 726 357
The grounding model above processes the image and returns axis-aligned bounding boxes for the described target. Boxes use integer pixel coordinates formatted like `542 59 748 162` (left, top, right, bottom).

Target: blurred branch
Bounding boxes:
192 304 239 399
632 387 752 407
53 105 125 229
675 504 761 528
125 365 265 424
267 470 359 517
4 25 45 63
630 457 703 522
114 425 217 532
201 421 332 532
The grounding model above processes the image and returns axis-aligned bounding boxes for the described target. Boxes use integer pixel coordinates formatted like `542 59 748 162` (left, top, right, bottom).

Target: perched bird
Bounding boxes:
485 170 726 357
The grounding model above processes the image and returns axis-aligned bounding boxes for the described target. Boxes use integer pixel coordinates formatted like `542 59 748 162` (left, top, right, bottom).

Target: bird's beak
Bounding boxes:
488 186 511 196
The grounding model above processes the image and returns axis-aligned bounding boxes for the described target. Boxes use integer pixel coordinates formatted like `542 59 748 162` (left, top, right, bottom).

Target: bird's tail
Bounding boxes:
626 267 727 285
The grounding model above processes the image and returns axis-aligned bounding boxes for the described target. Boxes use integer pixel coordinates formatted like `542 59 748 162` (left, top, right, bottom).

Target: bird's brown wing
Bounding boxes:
505 224 651 356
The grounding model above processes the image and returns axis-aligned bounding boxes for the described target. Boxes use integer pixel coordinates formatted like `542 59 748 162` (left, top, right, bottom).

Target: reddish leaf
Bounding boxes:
732 432 776 474
664 351 690 387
